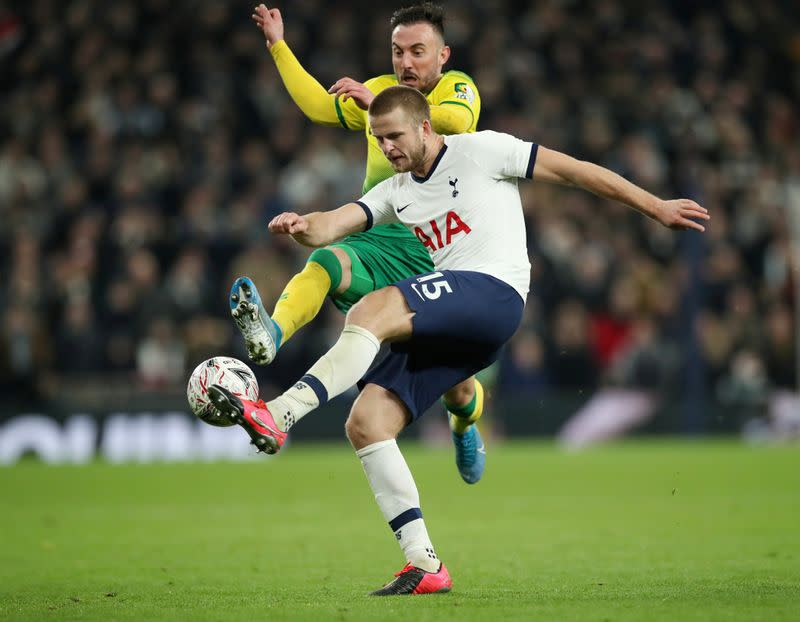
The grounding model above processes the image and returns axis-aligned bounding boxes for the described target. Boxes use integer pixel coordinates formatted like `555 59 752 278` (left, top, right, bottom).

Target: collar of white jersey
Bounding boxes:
411 143 448 184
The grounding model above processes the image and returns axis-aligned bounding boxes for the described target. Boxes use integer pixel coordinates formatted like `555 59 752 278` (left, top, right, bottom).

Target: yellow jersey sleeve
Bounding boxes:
336 76 386 130
335 75 402 131
428 71 481 134
269 40 341 127
333 95 366 130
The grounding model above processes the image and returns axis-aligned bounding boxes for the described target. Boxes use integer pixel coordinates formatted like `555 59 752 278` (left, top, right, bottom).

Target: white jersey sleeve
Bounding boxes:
449 130 538 180
355 177 399 230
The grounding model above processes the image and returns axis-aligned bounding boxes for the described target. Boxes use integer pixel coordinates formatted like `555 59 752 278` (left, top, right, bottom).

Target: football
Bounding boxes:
187 357 259 427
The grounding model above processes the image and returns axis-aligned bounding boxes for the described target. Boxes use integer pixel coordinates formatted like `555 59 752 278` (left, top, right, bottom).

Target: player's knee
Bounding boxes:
346 291 376 326
327 246 351 272
346 385 408 449
345 408 376 449
444 377 475 407
308 247 346 292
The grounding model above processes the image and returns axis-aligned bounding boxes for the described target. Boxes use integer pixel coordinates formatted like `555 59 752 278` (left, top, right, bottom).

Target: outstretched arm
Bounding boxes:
252 5 341 127
268 203 368 247
533 147 710 231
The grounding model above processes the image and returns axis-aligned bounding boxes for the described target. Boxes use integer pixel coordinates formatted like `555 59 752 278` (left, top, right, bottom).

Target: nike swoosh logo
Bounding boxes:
477 445 486 455
251 413 283 436
397 202 413 213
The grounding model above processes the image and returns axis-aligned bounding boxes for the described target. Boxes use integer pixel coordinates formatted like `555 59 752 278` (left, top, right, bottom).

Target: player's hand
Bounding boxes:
328 77 375 110
252 4 284 48
654 199 710 232
268 212 308 235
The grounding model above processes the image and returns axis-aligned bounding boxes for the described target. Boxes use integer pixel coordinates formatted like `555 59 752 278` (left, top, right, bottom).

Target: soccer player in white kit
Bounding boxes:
208 86 710 595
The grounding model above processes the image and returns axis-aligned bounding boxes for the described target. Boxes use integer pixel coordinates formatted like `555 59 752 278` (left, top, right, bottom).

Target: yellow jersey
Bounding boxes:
334 72 481 192
268 40 481 192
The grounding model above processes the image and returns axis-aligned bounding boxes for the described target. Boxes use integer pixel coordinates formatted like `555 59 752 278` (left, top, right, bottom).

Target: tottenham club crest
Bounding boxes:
449 177 459 197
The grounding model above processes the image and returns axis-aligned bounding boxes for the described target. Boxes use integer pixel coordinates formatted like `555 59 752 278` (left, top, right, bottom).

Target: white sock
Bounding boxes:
267 325 381 431
356 439 440 573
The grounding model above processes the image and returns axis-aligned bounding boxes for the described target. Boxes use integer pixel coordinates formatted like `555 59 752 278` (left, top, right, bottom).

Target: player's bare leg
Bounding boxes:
329 247 352 293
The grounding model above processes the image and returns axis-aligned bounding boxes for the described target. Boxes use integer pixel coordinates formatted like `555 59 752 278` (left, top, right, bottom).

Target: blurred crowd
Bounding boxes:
1 0 798 423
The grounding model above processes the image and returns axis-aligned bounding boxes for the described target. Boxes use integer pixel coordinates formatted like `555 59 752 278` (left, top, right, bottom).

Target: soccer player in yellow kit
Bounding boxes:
231 3 486 482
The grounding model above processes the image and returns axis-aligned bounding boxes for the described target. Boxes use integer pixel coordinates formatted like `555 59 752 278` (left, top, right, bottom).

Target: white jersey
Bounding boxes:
357 131 536 300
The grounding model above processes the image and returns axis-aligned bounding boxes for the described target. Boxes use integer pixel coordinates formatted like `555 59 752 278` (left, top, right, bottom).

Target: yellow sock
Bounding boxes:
271 262 331 344
448 379 484 435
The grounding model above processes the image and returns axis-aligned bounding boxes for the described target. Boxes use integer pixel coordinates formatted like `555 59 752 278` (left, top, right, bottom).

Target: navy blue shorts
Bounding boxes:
360 270 525 421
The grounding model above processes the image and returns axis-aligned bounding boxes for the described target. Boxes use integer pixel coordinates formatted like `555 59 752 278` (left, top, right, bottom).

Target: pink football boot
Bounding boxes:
208 384 287 454
370 562 452 596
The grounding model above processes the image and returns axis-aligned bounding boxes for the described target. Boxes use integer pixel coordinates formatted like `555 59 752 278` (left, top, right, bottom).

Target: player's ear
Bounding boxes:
439 45 451 67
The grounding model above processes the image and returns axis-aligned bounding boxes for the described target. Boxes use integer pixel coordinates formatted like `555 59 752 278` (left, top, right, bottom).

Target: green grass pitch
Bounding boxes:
1 439 798 621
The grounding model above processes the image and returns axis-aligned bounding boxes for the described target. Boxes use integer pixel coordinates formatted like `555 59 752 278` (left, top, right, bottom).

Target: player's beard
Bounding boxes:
399 65 438 94
401 72 432 94
404 139 427 173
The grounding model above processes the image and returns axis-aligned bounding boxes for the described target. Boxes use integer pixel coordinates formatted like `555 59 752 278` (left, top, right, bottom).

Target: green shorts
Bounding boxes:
329 224 434 313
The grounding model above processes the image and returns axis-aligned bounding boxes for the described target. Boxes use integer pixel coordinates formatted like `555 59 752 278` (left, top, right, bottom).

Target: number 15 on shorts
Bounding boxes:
410 272 453 301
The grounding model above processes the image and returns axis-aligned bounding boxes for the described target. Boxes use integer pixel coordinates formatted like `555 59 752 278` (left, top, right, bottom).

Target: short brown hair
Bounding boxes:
390 3 445 38
369 85 431 126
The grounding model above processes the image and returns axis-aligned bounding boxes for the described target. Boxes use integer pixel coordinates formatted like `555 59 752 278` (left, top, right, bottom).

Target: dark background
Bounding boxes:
1 0 798 438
